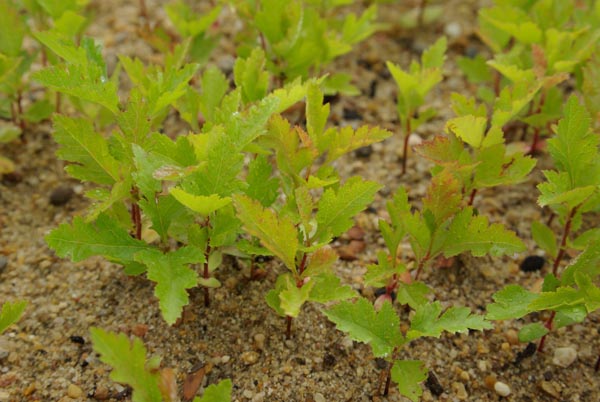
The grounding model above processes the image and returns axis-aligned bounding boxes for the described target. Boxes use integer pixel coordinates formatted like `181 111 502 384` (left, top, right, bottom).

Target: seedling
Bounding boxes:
234 83 390 338
386 36 446 175
40 36 307 324
90 327 232 402
487 96 600 356
228 0 385 94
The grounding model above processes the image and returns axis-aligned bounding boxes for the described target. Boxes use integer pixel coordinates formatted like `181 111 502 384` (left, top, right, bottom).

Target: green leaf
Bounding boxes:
139 195 187 242
234 194 299 272
234 47 270 103
0 122 21 143
23 100 54 123
170 188 231 216
320 125 391 163
396 282 430 309
324 298 404 358
135 248 202 325
407 302 491 339
314 177 381 243
306 82 329 143
444 115 488 149
421 36 447 69
52 115 121 185
89 328 162 402
441 208 525 257
245 155 279 207
546 95 598 189
561 240 600 286
486 285 538 320
0 1 25 56
34 62 119 114
531 221 558 259
390 360 428 402
46 214 152 263
308 273 356 303
538 171 596 208
198 66 228 123
0 300 27 334
266 274 312 317
518 322 549 342
457 55 492 84
193 379 232 402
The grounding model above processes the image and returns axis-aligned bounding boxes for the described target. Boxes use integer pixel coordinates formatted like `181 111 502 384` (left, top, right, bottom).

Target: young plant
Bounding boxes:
474 0 600 152
416 77 539 206
40 37 304 324
234 83 391 338
386 36 446 175
228 0 384 94
324 187 493 399
90 327 232 402
487 96 600 355
0 300 26 334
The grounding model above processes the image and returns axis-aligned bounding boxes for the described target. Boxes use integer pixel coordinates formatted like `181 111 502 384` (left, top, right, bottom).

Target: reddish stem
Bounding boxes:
552 207 577 277
537 311 556 352
538 207 577 351
401 118 412 175
467 188 477 206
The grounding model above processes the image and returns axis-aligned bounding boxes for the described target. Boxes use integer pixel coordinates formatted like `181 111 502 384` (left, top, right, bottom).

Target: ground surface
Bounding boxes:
1 1 599 401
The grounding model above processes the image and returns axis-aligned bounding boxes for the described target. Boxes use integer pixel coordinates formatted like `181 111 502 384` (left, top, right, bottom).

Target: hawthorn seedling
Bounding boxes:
234 82 390 338
487 96 600 356
90 327 232 402
386 36 446 175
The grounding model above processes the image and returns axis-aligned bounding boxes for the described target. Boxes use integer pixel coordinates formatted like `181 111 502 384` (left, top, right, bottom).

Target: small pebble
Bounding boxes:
131 324 148 338
314 393 326 402
253 333 266 350
347 226 365 240
343 108 362 120
93 386 110 400
242 389 254 399
505 329 519 345
452 382 468 400
0 390 9 402
0 256 7 273
49 186 74 206
444 22 462 38
241 351 259 365
69 335 85 345
221 355 231 363
494 381 511 397
67 384 82 399
539 380 561 398
520 255 545 272
252 392 265 402
552 347 577 367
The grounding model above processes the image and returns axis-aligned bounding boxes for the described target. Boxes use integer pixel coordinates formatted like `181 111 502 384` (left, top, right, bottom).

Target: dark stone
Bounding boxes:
520 255 546 272
374 358 388 370
354 145 373 158
343 108 362 120
369 80 377 98
543 371 553 381
49 185 74 206
514 342 537 365
69 335 85 345
425 371 444 396
465 46 478 58
323 353 336 368
2 171 23 185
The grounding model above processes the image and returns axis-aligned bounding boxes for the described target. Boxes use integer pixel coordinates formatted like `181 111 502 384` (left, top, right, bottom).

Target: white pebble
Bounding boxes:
552 347 577 367
494 381 511 397
243 389 254 399
444 22 462 38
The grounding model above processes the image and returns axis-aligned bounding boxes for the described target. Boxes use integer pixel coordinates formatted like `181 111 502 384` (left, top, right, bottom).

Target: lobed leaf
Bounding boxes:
234 194 299 272
0 300 27 334
324 298 404 358
407 302 491 339
89 328 162 402
390 360 428 402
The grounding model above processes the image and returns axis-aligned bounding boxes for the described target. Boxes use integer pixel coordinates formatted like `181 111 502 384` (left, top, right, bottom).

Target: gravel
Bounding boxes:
0 0 599 401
